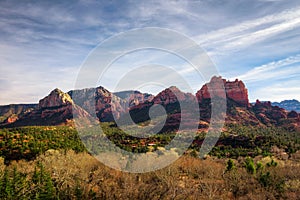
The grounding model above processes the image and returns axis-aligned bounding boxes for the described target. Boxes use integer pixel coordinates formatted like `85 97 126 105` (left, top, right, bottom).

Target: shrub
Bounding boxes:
267 159 278 167
256 161 264 171
244 157 256 174
225 159 235 172
259 171 271 187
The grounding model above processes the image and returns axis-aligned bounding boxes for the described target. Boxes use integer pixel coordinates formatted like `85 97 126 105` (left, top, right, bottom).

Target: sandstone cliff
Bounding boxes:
196 76 249 107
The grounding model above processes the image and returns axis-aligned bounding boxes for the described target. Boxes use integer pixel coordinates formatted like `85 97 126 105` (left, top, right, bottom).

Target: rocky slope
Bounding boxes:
253 100 300 130
0 104 37 124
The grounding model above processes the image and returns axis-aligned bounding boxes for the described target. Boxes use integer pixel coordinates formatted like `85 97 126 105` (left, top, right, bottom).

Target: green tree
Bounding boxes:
31 162 56 199
0 169 13 199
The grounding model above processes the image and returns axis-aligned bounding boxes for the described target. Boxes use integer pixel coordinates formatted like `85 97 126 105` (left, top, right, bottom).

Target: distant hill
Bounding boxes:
272 99 300 112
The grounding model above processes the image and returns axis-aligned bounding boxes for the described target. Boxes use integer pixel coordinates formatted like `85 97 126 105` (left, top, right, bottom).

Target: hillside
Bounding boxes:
0 104 37 124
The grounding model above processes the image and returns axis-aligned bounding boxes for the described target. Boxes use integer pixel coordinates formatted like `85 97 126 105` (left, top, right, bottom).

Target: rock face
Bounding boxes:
196 76 226 103
196 76 249 107
195 76 252 126
4 115 19 124
38 88 74 121
68 88 96 115
225 79 249 107
39 88 73 109
94 87 127 122
38 88 91 125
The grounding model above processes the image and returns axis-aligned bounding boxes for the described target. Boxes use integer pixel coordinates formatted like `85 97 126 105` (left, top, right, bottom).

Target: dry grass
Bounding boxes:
1 150 300 199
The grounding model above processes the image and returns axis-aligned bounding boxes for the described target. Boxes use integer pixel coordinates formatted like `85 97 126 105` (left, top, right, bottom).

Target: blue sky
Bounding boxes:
1 0 300 104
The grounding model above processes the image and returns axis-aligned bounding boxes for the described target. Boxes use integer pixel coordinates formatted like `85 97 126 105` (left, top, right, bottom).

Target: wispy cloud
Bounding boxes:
196 6 300 54
234 54 300 101
237 54 300 82
253 81 300 102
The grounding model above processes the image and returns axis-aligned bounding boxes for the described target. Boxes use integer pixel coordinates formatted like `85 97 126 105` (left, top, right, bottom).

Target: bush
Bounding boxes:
244 157 256 174
256 161 264 171
267 159 278 167
225 159 235 172
259 171 271 187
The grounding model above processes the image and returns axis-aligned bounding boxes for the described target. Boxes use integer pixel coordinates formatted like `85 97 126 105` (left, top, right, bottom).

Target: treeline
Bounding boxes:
1 123 300 163
0 126 85 163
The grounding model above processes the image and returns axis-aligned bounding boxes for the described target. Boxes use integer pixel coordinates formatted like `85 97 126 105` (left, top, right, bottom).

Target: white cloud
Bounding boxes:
195 6 300 53
236 54 300 82
236 54 300 101
253 82 300 102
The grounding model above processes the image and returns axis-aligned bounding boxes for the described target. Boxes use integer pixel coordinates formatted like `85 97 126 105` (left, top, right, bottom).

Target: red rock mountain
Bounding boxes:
1 76 300 131
68 87 155 122
2 88 90 127
196 76 249 107
38 88 75 122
